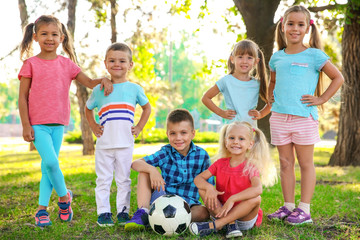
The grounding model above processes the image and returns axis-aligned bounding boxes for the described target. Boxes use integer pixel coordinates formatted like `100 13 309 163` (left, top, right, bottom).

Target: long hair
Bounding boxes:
275 5 324 99
20 15 77 63
216 121 277 187
227 39 268 102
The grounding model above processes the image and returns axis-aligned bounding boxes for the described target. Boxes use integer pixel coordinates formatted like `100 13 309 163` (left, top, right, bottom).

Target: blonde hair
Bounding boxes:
227 39 268 102
216 121 277 187
275 5 324 100
20 15 76 63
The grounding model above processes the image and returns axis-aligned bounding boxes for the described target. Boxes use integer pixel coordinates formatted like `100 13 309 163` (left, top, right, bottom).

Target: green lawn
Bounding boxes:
0 141 359 239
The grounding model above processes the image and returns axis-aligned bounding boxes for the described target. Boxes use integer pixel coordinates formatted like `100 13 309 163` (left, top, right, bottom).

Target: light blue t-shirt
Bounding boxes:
269 48 329 120
86 81 149 149
216 75 260 126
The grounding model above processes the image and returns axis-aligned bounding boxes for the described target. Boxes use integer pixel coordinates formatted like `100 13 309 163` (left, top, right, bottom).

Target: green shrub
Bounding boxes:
194 131 219 143
135 128 168 143
64 130 83 144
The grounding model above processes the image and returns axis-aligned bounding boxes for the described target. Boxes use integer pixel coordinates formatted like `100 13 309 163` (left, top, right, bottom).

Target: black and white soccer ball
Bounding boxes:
148 194 192 236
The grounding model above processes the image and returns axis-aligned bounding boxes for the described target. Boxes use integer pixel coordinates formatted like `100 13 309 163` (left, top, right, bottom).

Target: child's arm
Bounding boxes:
202 85 236 120
18 77 34 142
131 102 151 138
216 176 262 218
85 107 104 138
132 158 165 192
248 103 272 120
301 61 344 106
194 170 224 211
75 72 113 96
267 71 276 104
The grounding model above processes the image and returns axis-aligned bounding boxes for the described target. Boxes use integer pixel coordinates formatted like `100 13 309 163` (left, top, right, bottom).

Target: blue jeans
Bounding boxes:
33 125 67 206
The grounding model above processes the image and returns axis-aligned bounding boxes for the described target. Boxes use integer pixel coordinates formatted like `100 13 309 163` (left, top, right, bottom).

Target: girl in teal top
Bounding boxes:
202 39 271 127
267 5 344 225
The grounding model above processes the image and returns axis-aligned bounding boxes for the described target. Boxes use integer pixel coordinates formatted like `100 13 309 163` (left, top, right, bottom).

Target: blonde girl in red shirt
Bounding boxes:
189 121 277 238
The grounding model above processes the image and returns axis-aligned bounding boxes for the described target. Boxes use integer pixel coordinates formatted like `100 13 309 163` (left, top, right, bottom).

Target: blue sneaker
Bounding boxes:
226 223 242 238
124 208 149 231
117 206 130 226
58 190 73 222
35 209 52 227
189 221 217 237
97 212 114 227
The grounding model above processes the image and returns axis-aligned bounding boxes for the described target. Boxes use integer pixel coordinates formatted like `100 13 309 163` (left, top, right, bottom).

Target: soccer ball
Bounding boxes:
148 194 192 236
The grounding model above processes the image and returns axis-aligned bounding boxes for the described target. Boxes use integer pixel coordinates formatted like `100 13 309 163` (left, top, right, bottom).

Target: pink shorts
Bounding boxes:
270 112 320 146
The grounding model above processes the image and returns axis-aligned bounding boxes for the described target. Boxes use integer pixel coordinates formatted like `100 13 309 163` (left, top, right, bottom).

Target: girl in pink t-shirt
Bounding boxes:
18 15 112 227
189 121 277 238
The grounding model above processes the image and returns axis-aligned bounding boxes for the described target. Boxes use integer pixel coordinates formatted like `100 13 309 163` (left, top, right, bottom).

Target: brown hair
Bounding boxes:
166 109 194 129
105 42 133 62
20 15 76 63
275 5 324 99
227 39 268 102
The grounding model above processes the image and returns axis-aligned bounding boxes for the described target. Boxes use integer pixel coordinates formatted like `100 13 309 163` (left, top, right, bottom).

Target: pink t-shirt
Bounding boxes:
18 56 81 125
208 157 263 226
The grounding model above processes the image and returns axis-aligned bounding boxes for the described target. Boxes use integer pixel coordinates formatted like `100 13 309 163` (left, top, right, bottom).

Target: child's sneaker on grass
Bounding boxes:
226 222 242 238
124 208 149 231
267 206 292 221
285 208 313 225
35 209 52 227
189 221 217 237
58 190 73 222
117 206 130 226
97 212 114 227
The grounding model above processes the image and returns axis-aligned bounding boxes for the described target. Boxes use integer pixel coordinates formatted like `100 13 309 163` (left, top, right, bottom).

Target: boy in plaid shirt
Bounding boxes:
125 109 214 231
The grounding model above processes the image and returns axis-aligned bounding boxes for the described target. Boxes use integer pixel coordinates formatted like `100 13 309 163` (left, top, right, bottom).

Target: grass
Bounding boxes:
0 140 359 239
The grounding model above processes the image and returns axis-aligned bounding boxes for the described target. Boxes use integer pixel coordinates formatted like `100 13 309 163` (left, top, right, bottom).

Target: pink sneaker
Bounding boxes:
285 208 313 225
58 190 73 222
267 206 292 221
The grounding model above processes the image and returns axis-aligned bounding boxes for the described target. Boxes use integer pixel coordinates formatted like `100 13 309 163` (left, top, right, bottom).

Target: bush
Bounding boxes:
65 128 219 144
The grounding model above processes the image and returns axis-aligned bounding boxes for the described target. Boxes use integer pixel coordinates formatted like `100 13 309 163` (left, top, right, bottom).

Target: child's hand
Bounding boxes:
216 197 235 218
204 186 224 211
100 77 113 96
220 109 236 120
149 168 166 192
248 109 261 120
90 123 104 138
301 94 326 106
131 125 142 138
22 125 34 142
267 93 274 105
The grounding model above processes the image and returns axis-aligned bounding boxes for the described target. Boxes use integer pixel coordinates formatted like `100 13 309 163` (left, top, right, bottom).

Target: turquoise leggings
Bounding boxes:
33 125 68 206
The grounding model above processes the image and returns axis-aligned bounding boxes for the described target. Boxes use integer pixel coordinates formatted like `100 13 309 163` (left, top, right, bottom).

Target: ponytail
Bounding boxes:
20 23 35 61
257 48 268 102
275 20 287 50
61 23 77 64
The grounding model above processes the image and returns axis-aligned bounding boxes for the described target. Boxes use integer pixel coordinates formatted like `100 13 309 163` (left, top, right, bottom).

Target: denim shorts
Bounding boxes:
236 215 258 230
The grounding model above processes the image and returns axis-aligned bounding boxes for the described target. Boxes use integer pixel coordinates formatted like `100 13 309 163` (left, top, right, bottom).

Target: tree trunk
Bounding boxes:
67 0 94 155
110 0 117 43
329 1 360 166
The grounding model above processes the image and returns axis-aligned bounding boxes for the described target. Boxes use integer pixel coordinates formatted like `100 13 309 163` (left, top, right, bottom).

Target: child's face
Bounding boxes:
33 23 64 54
104 50 133 82
166 121 195 156
282 12 310 45
231 53 259 75
225 125 254 156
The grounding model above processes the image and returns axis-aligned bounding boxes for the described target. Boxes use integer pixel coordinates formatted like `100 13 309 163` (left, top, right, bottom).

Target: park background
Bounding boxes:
0 0 359 239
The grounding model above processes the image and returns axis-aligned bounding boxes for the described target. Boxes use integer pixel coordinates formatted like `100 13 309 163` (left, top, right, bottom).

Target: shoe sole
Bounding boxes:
188 223 198 235
124 222 145 231
286 219 313 225
97 222 115 227
226 232 243 238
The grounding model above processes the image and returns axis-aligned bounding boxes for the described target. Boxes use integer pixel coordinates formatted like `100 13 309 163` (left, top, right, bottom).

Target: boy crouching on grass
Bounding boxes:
124 109 214 231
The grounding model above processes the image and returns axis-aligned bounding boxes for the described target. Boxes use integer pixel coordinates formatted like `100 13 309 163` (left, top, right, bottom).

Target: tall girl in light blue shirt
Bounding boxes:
267 5 344 225
202 39 271 127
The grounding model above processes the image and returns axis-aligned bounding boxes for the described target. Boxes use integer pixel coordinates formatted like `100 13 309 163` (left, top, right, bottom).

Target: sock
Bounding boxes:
298 202 310 214
284 202 295 211
140 207 149 214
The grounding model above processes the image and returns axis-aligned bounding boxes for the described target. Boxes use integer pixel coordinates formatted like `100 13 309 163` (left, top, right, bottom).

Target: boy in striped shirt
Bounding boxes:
85 43 151 227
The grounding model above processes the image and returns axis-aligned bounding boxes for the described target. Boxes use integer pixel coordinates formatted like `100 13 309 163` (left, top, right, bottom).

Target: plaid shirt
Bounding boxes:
144 142 214 205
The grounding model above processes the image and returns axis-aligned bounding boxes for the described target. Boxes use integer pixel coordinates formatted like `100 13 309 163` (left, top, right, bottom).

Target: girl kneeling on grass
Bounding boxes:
189 121 277 238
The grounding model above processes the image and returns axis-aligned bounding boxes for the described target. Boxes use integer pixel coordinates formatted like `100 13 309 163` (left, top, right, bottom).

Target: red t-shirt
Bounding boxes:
208 157 263 226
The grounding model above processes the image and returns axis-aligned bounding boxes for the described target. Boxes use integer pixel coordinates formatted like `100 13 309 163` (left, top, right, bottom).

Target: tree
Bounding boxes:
329 0 360 166
67 0 95 155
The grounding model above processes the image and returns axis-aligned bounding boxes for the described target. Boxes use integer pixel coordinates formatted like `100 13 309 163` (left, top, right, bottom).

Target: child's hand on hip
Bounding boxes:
221 109 236 120
301 94 326 106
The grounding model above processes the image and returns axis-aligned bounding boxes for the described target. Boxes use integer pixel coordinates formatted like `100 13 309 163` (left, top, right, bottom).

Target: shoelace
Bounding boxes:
118 206 127 217
132 209 144 219
103 212 112 220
